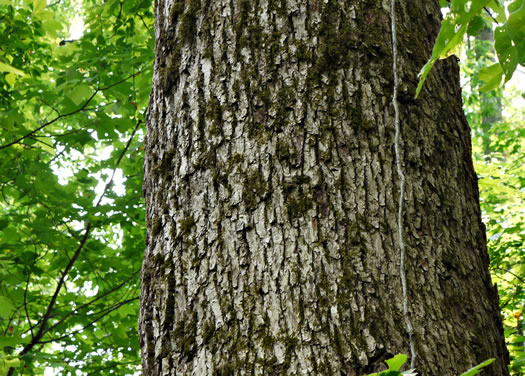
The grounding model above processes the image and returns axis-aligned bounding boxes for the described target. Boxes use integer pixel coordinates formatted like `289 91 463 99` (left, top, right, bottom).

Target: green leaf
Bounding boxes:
0 296 15 319
42 19 63 38
459 358 495 376
0 61 25 76
0 335 30 347
478 63 503 92
416 59 436 98
5 73 16 87
467 16 486 36
416 18 466 97
507 0 525 64
32 0 46 14
0 358 22 372
488 0 507 23
68 84 93 105
494 24 519 82
0 227 20 243
385 354 408 371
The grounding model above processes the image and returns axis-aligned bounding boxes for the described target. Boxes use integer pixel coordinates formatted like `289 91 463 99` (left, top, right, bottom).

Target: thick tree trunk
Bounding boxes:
139 0 509 375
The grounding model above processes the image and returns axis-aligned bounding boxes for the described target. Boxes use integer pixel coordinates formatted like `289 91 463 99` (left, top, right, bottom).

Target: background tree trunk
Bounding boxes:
139 0 509 374
475 25 503 157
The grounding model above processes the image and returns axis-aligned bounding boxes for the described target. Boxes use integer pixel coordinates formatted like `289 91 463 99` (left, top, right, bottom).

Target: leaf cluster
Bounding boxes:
0 0 153 374
417 0 525 96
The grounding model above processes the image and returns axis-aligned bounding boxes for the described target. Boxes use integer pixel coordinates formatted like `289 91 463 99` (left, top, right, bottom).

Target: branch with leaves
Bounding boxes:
417 0 524 97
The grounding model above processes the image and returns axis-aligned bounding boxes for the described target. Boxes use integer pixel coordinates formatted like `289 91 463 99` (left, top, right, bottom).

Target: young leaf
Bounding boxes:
459 358 496 376
69 84 93 105
478 63 503 92
0 61 25 76
467 16 486 36
385 354 408 371
488 0 507 23
507 0 525 64
495 24 519 82
32 0 46 14
0 296 15 319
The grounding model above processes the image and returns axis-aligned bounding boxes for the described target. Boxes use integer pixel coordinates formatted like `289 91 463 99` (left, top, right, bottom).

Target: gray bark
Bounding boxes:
140 0 509 374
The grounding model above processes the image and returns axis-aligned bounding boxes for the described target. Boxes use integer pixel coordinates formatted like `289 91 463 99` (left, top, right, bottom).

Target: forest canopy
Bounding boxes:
0 0 523 374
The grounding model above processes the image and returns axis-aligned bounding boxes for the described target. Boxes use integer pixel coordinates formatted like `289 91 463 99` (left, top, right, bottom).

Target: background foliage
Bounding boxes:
0 0 522 375
461 30 525 375
417 0 525 96
0 0 152 374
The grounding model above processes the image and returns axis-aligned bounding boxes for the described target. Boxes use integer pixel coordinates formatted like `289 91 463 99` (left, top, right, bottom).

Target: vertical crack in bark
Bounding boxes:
391 0 416 368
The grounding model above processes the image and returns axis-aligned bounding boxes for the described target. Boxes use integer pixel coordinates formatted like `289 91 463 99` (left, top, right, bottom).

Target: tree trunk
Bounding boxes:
139 0 509 375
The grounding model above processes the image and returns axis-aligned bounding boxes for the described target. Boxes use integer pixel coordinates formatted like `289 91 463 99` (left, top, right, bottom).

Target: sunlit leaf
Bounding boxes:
32 0 46 14
0 61 25 76
507 0 525 64
460 358 496 376
0 296 15 318
478 63 503 92
385 354 408 371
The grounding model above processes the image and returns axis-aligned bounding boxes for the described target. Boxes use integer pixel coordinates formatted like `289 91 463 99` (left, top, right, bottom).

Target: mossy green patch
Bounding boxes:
179 216 196 234
202 320 215 344
207 97 222 136
170 0 185 23
152 217 162 236
286 196 313 219
276 139 297 162
160 44 182 92
243 169 270 209
214 364 235 376
173 312 198 359
152 149 175 176
179 0 201 44
309 1 354 82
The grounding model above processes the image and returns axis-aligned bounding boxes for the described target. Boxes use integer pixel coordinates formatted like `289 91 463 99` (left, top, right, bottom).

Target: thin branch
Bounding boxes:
137 13 151 33
23 264 35 339
0 90 98 150
17 222 93 360
46 0 62 7
38 297 139 344
14 117 143 360
40 97 61 118
43 269 139 335
33 129 83 138
483 6 499 24
82 101 117 112
0 72 142 150
492 267 525 283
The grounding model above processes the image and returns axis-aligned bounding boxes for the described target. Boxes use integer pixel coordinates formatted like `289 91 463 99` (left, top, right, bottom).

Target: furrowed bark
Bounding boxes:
140 0 509 374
